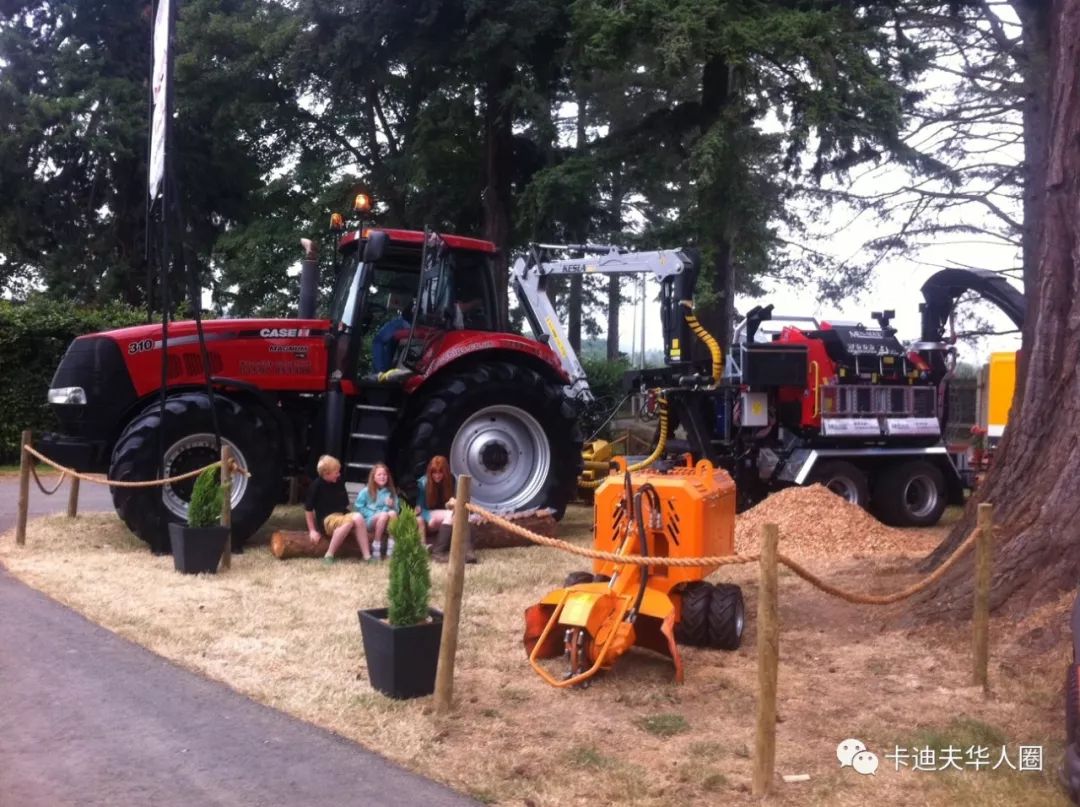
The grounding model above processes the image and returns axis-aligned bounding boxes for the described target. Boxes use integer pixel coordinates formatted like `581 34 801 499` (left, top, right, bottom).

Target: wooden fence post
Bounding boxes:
434 474 471 715
220 445 233 571
16 429 32 546
973 502 993 691
753 522 780 797
66 476 80 519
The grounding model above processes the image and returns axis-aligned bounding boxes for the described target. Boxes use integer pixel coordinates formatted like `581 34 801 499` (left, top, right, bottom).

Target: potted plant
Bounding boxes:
168 466 228 574
358 503 443 699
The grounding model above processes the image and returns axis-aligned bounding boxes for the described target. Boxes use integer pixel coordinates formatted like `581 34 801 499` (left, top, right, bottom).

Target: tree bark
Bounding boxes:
1014 0 1052 401
482 66 515 328
696 56 737 354
606 275 621 360
919 0 1080 616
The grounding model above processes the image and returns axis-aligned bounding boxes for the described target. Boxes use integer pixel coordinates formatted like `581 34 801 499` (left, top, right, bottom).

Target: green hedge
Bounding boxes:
0 297 146 463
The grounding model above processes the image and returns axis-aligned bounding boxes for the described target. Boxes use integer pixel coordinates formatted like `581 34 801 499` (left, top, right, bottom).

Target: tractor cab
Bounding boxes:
329 228 499 381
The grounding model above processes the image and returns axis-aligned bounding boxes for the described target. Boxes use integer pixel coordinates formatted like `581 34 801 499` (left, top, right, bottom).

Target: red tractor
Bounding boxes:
39 227 582 551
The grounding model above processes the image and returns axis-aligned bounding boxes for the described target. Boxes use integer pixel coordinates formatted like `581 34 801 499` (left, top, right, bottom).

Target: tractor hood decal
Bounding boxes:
91 318 332 396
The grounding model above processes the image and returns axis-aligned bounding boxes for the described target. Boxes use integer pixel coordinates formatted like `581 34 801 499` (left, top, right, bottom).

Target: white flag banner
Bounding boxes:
148 0 170 201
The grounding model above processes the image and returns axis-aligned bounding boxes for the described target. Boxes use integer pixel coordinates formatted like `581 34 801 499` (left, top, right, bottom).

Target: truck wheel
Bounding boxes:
110 393 283 552
404 362 582 518
674 581 712 647
809 460 869 508
707 583 745 651
873 460 947 527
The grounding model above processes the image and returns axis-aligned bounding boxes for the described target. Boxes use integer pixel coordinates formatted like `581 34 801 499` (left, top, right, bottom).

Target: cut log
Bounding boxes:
469 508 558 549
271 508 560 559
270 531 366 560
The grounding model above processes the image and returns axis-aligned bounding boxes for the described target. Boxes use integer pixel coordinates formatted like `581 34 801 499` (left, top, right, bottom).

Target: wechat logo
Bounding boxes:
837 738 879 776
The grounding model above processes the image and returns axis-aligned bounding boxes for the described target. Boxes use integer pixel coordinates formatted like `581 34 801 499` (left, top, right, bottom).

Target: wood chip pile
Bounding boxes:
734 484 932 558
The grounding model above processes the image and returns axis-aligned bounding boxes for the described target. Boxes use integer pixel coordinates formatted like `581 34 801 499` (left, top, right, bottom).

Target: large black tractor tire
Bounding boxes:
808 460 870 509
872 460 947 527
403 361 582 519
674 581 712 647
110 393 284 553
707 583 745 651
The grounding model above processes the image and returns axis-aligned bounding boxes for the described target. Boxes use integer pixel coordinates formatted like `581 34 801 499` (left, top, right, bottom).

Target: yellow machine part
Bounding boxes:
592 458 736 591
986 351 1016 437
579 439 615 484
524 459 736 687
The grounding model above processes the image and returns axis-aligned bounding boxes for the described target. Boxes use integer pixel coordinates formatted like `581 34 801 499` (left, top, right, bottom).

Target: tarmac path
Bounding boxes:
0 477 477 807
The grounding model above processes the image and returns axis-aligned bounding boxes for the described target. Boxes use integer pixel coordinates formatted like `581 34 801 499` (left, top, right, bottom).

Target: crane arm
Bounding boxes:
511 245 700 402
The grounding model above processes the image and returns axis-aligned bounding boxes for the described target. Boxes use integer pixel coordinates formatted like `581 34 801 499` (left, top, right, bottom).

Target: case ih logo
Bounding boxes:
260 327 311 338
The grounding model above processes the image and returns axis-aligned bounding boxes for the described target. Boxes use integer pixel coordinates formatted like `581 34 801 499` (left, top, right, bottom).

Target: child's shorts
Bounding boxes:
323 512 355 534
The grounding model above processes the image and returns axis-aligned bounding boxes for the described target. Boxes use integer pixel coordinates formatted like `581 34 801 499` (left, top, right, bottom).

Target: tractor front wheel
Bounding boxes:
404 362 582 518
109 393 283 552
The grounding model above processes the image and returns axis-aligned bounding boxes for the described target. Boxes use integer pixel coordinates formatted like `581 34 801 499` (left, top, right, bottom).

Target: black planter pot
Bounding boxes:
358 607 443 699
168 524 228 575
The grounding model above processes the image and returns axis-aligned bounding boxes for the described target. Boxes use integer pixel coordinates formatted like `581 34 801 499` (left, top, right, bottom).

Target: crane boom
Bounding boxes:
511 245 699 402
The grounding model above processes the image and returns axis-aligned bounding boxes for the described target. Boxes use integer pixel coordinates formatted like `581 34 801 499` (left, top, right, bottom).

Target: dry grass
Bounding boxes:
0 496 1073 807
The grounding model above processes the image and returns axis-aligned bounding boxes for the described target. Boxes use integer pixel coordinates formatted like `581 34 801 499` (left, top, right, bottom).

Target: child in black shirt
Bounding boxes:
304 455 372 563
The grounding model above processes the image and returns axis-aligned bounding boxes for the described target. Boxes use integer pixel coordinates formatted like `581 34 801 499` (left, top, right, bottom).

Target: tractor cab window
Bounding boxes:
330 251 369 331
414 243 496 332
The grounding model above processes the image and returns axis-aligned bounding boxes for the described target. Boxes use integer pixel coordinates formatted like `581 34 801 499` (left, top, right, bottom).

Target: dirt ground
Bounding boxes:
0 491 1073 806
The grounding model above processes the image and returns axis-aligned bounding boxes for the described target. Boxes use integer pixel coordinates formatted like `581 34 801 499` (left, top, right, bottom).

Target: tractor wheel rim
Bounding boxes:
162 433 249 521
734 599 745 639
450 404 550 512
903 475 938 519
825 476 860 504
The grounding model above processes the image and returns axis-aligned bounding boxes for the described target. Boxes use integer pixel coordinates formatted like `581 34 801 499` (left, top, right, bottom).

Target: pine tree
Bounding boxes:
386 504 431 626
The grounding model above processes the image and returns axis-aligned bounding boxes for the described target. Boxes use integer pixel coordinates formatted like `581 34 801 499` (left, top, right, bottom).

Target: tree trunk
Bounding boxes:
606 275 621 360
568 275 583 352
1014 0 1052 401
567 87 588 353
919 0 1080 616
606 176 624 360
482 66 515 327
695 56 737 355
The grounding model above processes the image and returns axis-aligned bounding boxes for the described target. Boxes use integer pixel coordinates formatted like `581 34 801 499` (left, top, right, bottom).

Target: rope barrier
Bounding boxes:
22 444 250 489
464 502 978 606
29 464 67 496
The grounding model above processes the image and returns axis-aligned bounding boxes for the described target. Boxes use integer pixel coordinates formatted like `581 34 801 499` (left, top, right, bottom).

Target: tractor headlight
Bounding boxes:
48 386 87 405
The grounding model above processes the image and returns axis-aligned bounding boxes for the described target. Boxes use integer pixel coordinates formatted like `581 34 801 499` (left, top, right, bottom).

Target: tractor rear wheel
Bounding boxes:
109 393 283 552
674 581 712 647
404 361 582 518
707 583 745 650
873 460 947 527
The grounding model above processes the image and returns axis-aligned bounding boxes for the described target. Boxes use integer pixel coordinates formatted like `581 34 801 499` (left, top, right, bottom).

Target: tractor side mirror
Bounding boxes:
364 231 388 263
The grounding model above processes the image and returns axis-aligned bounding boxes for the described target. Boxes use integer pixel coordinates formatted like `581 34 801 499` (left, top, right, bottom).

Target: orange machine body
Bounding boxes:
523 458 737 687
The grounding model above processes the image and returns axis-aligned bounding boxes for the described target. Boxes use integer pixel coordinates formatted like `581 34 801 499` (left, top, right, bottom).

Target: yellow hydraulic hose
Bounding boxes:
680 301 722 385
577 303 719 490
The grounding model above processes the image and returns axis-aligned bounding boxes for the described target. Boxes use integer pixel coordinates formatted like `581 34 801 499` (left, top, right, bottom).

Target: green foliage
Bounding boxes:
186 466 223 528
0 297 145 462
386 503 431 627
578 355 631 439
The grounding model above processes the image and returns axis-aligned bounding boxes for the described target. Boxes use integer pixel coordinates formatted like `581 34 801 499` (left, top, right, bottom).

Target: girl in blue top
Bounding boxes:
355 463 401 559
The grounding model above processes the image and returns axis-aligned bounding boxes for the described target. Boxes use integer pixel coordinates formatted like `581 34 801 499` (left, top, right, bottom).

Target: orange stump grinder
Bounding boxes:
524 458 745 687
